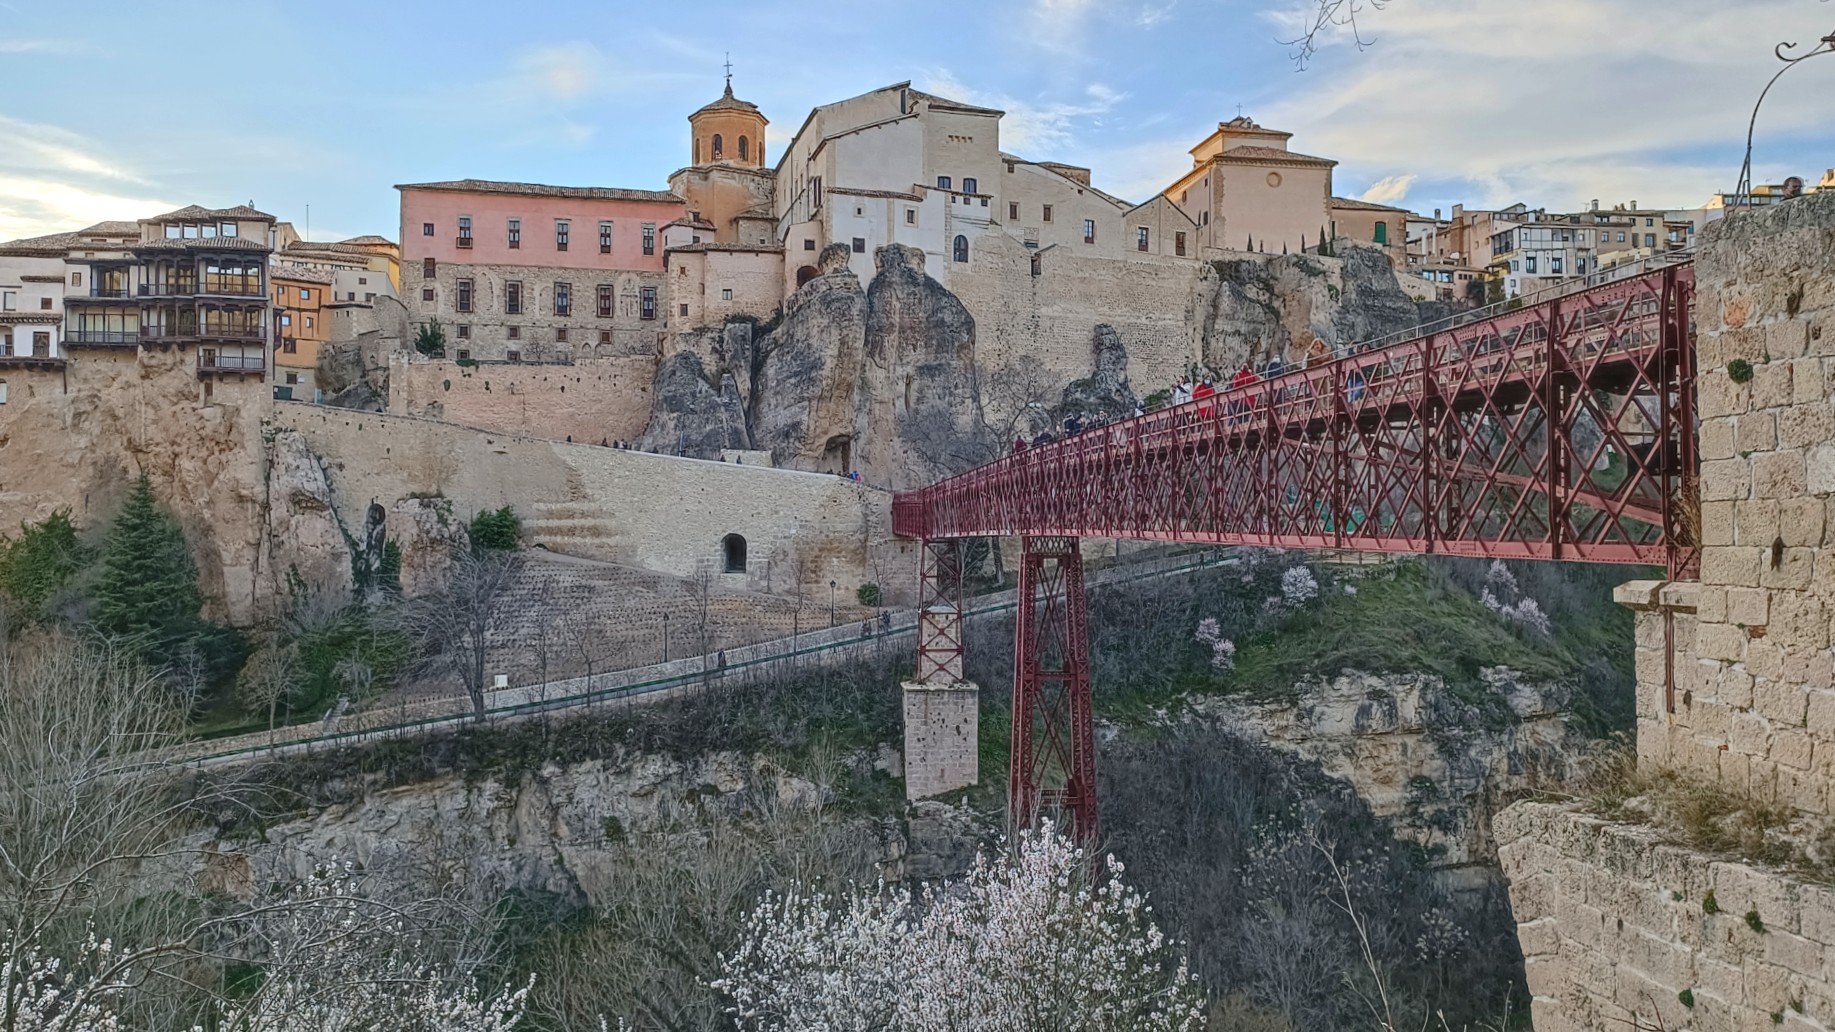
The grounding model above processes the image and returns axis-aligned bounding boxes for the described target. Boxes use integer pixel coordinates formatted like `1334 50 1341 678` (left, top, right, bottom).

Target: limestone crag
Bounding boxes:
858 244 985 490
634 351 751 456
1197 246 1433 373
746 248 868 470
1057 323 1139 421
1191 667 1582 886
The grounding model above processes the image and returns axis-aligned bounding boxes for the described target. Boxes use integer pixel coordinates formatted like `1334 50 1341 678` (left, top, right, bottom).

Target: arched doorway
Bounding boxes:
952 235 969 263
796 265 819 287
722 533 748 573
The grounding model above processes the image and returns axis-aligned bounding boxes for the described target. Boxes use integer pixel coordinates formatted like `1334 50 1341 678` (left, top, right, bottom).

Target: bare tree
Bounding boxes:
1282 0 1388 67
979 356 1062 456
393 549 524 721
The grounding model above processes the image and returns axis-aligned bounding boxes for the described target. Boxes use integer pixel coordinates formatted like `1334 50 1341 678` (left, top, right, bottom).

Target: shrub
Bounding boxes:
855 583 881 608
469 506 522 552
414 319 446 357
1727 358 1755 384
0 510 90 615
1678 988 1695 1009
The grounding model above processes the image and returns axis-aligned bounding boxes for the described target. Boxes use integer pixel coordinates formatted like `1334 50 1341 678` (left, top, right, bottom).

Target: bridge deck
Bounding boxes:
894 264 1699 575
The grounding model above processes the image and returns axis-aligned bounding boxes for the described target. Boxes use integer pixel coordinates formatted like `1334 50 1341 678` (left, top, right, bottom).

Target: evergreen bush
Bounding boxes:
0 510 90 615
469 507 522 552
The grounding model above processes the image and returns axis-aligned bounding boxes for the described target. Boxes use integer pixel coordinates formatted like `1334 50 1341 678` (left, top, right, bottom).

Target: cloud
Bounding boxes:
511 42 604 101
1030 0 1100 54
1261 0 1834 211
920 71 1125 155
0 117 172 239
0 39 76 54
1358 174 1414 205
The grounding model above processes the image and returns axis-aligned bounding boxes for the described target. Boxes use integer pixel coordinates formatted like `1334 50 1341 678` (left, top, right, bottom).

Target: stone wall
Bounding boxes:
271 402 890 597
388 354 656 445
1499 802 1835 1032
901 682 979 799
1648 191 1835 813
409 259 667 362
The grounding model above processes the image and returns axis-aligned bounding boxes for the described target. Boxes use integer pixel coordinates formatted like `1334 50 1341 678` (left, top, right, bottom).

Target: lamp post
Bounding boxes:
661 613 670 663
829 580 837 628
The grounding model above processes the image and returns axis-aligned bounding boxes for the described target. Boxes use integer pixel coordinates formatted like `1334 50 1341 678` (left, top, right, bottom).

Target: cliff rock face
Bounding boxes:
1058 324 1139 421
857 244 985 490
1197 247 1435 373
1194 667 1581 890
634 351 751 456
746 246 867 470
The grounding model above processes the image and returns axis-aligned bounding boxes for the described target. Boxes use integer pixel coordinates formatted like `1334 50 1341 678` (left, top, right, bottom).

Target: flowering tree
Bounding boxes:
1478 561 1552 637
1280 566 1320 608
1194 617 1236 672
716 823 1206 1032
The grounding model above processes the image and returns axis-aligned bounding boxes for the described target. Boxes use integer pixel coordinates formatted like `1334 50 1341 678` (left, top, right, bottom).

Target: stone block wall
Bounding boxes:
1499 802 1835 1032
901 682 979 799
388 354 656 446
1650 191 1835 813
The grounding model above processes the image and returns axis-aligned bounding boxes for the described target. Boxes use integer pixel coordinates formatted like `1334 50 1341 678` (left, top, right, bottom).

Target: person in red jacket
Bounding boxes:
1192 377 1217 419
1229 364 1256 424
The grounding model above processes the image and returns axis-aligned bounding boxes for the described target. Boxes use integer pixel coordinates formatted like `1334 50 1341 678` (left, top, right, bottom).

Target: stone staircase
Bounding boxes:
524 501 628 564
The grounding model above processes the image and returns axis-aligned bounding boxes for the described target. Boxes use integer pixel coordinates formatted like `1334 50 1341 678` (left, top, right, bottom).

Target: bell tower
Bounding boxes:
688 62 767 168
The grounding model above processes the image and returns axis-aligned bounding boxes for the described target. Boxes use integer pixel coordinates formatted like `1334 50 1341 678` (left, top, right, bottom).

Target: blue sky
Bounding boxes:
2 0 1831 242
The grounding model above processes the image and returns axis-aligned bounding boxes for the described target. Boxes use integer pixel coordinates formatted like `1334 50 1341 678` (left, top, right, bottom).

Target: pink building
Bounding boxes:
397 179 684 361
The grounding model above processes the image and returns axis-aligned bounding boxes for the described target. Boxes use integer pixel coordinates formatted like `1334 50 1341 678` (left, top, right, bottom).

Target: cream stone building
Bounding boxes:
1163 116 1336 257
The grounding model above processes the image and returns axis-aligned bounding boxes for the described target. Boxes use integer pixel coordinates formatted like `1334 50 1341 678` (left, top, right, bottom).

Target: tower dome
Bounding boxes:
689 78 768 168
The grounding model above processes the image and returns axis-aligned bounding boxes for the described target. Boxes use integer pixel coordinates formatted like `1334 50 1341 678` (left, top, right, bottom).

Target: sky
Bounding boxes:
1 0 1831 243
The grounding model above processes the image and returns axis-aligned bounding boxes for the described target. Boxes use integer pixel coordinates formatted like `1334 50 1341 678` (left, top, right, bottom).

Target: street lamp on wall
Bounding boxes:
830 579 837 628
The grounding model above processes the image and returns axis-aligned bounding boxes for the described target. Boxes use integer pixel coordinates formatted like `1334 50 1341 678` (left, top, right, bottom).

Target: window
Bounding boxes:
640 286 657 320
365 293 375 302
282 338 297 354
1137 227 1150 252
422 223 434 236
505 281 523 315
599 330 610 344
0 379 7 404
39 297 52 311
457 349 470 361
1576 258 1587 274
1373 221 1388 245
555 220 570 251
1083 219 1096 244
810 176 822 209
1645 234 1657 248
1645 218 1655 227
454 278 472 312
221 222 238 237
285 372 300 385
300 288 313 301
70 272 80 286
738 135 749 160
422 288 435 301
1175 231 1187 257
597 284 613 318
642 223 655 256
852 237 866 253
304 317 314 330
599 221 613 254
712 133 723 159
937 175 952 190
721 288 733 300
554 282 571 316
556 327 568 342
804 239 816 251
722 533 747 572
458 216 472 247
507 349 521 362
508 218 521 248
1525 256 1536 273
358 276 367 285
508 326 520 340
952 235 968 263
1010 202 1020 220
904 208 916 225
680 303 689 316
1042 205 1053 222
423 257 436 279
0 291 11 311
1616 232 1626 242
1551 257 1564 275
963 177 978 194
457 324 471 338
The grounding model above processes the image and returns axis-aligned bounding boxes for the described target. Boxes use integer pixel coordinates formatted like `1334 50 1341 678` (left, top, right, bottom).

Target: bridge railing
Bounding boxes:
895 263 1698 576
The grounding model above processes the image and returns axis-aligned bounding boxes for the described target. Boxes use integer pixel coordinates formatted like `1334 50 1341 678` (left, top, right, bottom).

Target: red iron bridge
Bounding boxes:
891 263 1699 841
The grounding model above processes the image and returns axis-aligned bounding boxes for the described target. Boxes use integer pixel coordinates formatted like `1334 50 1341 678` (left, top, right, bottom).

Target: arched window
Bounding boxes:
738 136 749 160
694 138 701 164
722 533 747 573
1374 221 1388 245
953 235 969 263
712 134 723 159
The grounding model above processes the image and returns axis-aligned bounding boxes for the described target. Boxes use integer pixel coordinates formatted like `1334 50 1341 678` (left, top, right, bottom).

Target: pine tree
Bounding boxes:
93 475 204 658
1319 227 1328 254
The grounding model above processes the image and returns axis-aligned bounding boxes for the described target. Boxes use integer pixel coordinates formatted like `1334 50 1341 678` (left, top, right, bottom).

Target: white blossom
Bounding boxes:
715 822 1206 1032
1479 561 1552 637
1194 618 1236 671
1280 566 1320 607
0 933 125 1032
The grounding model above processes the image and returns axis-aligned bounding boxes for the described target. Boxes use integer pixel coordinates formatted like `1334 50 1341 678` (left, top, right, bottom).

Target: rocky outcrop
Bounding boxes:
1196 247 1436 373
634 351 750 456
858 244 985 489
1058 324 1139 421
746 248 868 469
1192 667 1582 889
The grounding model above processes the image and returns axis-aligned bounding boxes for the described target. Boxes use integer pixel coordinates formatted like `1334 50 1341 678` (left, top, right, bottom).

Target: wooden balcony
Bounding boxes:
197 352 265 377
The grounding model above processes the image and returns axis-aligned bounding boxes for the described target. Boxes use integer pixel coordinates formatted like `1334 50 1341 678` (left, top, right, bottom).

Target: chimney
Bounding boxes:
1434 207 1442 219
1631 200 1638 212
1590 199 1599 212
1452 203 1465 221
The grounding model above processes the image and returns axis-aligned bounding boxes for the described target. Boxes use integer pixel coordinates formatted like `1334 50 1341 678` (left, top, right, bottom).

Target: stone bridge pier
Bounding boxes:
1499 191 1835 1031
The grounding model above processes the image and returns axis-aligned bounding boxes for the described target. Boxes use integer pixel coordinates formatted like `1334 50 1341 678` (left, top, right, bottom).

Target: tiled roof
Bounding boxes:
270 265 337 284
664 216 718 230
735 207 775 220
148 203 275 222
1331 196 1413 213
691 81 766 119
1214 144 1337 168
910 89 1003 117
338 235 395 246
134 236 271 252
667 242 784 254
396 179 681 204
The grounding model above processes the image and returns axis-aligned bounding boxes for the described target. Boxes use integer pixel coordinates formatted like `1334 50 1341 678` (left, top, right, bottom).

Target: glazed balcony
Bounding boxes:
142 325 264 343
137 282 265 299
64 329 139 346
197 352 265 376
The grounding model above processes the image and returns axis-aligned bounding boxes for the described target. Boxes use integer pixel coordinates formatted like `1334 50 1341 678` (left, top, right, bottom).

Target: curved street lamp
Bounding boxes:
1734 24 1835 211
